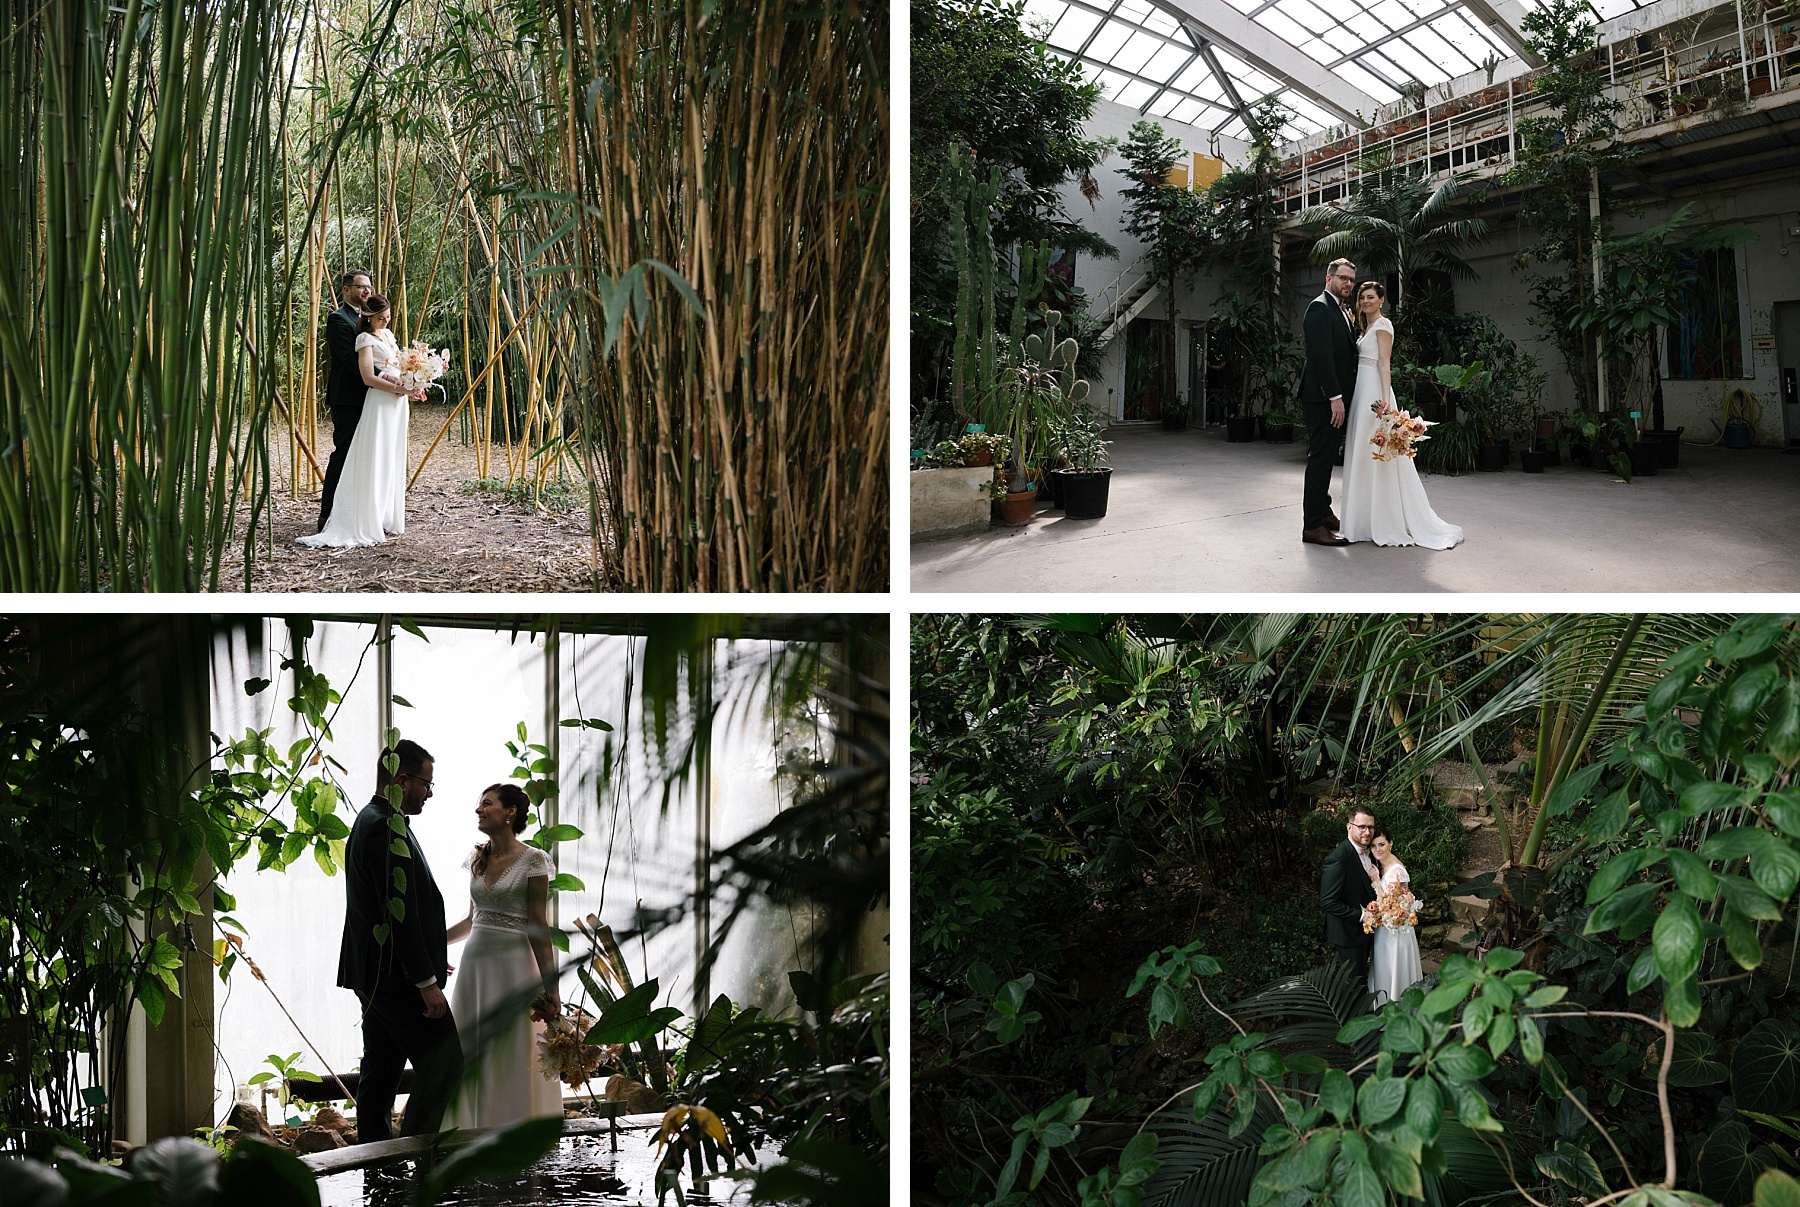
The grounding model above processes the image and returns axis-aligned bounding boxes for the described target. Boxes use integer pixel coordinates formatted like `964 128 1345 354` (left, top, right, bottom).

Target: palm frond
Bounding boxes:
1141 1094 1283 1207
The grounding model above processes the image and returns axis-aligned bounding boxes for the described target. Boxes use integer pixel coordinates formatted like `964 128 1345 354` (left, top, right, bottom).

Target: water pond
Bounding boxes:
316 1132 751 1206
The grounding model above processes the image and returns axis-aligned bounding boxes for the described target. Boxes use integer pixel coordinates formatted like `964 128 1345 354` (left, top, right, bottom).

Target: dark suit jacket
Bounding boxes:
1321 838 1379 947
325 303 364 413
338 796 449 994
1299 291 1358 406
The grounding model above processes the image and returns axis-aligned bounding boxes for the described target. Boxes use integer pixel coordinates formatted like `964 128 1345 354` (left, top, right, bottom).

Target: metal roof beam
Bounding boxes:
1148 0 1383 124
1457 0 1544 66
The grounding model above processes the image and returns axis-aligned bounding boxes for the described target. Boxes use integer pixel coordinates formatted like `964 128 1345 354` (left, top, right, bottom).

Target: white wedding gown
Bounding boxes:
299 330 408 548
1339 317 1463 549
1369 861 1424 1007
445 845 565 1129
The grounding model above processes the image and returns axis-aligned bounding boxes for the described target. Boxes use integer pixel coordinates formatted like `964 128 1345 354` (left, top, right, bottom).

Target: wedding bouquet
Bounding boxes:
393 340 452 401
1362 884 1422 933
1369 402 1433 462
535 1003 620 1087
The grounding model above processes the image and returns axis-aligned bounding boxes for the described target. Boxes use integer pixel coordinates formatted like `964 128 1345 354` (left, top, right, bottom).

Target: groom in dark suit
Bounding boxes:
1321 805 1380 982
317 269 374 532
1297 258 1360 547
339 738 464 1140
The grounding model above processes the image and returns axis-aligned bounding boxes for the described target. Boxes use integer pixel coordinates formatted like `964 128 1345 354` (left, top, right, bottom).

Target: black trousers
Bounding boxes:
1301 396 1341 530
1334 940 1373 985
354 986 464 1141
317 403 364 529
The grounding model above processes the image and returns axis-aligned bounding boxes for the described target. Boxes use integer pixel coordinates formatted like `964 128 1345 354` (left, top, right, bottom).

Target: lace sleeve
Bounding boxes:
526 847 555 878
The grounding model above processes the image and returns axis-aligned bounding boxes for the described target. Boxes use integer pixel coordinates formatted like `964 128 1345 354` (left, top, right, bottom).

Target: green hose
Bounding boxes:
1694 386 1762 446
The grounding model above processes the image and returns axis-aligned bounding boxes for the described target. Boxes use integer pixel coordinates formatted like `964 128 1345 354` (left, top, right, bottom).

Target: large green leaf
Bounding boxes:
1653 893 1703 984
218 1139 321 1207
422 1115 563 1203
130 1138 220 1207
584 977 683 1046
1666 1032 1729 1087
1143 1095 1282 1207
1698 1120 1779 1207
1536 1141 1608 1199
1734 1020 1800 1114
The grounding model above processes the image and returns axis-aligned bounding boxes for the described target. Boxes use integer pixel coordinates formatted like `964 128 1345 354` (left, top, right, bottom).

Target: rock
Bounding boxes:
603 1074 662 1114
1417 924 1446 946
1450 895 1491 926
225 1102 275 1144
295 1125 347 1154
312 1106 352 1134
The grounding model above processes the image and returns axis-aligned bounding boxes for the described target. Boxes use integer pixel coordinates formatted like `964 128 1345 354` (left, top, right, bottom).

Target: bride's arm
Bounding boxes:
446 903 472 946
525 874 561 1009
358 345 409 394
1376 328 1396 413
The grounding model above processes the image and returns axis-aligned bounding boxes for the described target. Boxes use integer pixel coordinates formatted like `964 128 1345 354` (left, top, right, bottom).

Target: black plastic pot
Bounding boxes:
1047 470 1065 509
1162 407 1188 431
1642 426 1684 468
1571 442 1593 468
1519 448 1547 473
1476 440 1509 472
1054 467 1112 520
1627 442 1660 477
1264 422 1296 444
1225 415 1256 443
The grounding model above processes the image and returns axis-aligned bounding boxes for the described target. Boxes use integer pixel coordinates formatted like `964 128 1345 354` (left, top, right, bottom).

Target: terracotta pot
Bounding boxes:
965 449 993 467
1751 75 1774 95
996 487 1038 527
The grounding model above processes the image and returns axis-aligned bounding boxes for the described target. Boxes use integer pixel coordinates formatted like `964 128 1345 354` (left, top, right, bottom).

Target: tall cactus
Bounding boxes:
948 145 999 420
1010 238 1051 352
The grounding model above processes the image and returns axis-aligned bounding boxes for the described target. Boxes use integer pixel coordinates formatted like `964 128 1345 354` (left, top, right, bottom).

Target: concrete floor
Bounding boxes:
911 425 1800 593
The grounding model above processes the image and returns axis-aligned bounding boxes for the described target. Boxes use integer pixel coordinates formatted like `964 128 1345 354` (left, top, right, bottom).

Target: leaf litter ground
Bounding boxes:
219 403 600 593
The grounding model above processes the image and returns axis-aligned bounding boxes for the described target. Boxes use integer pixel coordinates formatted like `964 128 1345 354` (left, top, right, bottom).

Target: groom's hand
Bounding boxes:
420 982 448 1019
1330 397 1346 428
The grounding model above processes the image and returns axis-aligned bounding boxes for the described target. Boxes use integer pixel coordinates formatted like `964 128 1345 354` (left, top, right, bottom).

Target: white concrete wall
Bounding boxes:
1452 180 1800 444
1060 98 1252 421
1056 97 1800 437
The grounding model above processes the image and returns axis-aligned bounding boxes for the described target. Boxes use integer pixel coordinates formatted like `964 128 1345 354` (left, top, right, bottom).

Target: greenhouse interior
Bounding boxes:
911 0 1800 588
0 614 887 1205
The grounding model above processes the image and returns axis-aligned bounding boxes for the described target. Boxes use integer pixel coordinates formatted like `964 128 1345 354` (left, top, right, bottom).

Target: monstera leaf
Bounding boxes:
1735 1020 1800 1114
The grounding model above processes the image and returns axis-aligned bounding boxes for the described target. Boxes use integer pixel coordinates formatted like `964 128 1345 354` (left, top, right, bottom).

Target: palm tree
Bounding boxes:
1299 171 1488 312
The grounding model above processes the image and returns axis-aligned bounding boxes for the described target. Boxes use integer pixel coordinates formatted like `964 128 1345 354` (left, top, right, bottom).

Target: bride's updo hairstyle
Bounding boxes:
471 782 531 877
1370 824 1395 850
356 295 391 335
1353 281 1387 339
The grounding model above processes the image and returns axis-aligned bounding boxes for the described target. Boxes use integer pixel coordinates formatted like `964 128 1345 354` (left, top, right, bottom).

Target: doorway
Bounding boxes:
1776 301 1800 446
1123 317 1174 422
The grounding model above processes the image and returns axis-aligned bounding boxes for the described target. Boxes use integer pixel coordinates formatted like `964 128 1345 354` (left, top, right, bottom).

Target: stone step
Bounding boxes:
1449 894 1491 926
1460 814 1493 831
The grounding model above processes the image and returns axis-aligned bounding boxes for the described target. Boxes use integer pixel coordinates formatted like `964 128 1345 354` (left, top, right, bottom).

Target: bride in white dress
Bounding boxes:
444 783 565 1128
1366 827 1424 1007
298 295 416 549
1339 282 1464 549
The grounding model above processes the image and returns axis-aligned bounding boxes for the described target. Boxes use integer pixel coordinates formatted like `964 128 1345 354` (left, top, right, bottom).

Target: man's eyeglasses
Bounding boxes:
402 773 434 788
1349 822 1374 831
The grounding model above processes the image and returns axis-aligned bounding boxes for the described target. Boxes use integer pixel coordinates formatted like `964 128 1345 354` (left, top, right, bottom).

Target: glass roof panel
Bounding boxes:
1045 5 1101 45
1114 77 1158 105
1138 39 1197 79
1255 8 1317 48
1083 21 1132 61
1338 62 1401 102
1277 0 1338 39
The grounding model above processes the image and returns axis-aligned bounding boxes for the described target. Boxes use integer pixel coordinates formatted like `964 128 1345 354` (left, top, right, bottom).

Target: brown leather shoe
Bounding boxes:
1324 512 1340 531
1302 526 1350 546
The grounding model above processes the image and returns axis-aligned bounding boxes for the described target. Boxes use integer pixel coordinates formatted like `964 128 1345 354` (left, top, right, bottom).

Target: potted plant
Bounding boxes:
1049 413 1114 521
1262 403 1301 443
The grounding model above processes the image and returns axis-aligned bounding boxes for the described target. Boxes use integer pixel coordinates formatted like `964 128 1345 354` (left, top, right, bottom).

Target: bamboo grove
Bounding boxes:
0 0 888 592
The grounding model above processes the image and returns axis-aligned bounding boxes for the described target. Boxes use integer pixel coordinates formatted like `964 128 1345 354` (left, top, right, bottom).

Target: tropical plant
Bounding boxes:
1117 121 1209 413
1505 0 1633 413
1575 205 1758 430
1299 170 1489 314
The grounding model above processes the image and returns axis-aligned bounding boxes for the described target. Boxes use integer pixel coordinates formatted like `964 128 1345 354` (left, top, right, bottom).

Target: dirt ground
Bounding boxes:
218 403 603 593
